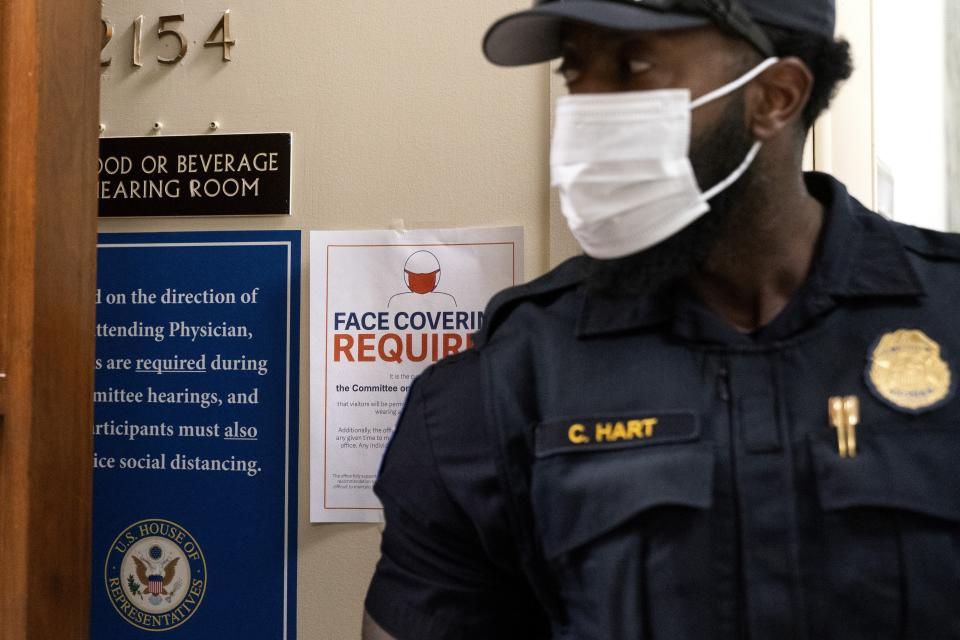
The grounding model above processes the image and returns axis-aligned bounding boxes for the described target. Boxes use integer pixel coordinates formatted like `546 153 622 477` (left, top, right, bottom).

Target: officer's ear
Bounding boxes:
746 57 813 141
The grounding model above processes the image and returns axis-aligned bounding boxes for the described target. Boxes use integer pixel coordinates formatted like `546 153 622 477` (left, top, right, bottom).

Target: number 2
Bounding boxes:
100 19 114 67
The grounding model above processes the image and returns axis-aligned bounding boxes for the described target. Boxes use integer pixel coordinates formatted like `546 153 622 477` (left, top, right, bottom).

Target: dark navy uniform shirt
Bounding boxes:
365 173 960 640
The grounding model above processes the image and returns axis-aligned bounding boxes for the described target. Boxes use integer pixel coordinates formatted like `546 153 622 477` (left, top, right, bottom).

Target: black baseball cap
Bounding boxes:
483 0 836 66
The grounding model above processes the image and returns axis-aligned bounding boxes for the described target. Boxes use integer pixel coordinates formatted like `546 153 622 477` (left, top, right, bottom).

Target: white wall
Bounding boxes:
813 1 877 207
949 0 960 230
873 0 948 230
98 1 552 637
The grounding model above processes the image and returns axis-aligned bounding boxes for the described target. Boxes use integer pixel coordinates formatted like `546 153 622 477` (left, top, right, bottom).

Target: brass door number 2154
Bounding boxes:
101 11 235 68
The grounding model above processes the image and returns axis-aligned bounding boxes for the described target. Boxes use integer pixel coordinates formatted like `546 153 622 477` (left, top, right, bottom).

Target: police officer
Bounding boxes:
364 1 960 638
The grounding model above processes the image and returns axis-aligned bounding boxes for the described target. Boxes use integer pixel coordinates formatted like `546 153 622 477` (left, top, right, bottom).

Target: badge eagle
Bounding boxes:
132 555 180 597
866 329 953 413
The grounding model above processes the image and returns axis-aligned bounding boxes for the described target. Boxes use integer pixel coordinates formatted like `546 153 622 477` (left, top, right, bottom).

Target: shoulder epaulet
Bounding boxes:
473 256 585 347
890 221 960 262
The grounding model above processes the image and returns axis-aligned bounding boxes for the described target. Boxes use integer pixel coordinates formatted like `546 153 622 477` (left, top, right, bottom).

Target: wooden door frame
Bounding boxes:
0 1 100 638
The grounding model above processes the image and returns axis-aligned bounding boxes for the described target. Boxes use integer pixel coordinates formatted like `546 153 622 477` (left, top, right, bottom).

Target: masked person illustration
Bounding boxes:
363 1 960 639
387 251 457 311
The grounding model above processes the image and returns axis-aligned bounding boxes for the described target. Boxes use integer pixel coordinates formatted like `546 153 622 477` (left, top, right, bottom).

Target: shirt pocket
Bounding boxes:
531 436 715 640
810 429 960 640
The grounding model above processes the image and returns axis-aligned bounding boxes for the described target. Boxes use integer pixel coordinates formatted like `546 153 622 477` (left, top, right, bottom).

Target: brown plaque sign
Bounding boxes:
98 133 291 217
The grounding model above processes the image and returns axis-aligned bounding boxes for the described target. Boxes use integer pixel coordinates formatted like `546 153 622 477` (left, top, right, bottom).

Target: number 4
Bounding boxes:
205 11 236 61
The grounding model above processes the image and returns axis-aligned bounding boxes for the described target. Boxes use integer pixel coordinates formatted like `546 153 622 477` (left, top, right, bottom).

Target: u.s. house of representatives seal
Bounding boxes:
866 329 954 414
105 518 207 631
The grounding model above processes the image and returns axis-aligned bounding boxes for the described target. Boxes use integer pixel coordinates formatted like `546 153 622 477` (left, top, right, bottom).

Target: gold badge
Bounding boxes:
867 329 953 413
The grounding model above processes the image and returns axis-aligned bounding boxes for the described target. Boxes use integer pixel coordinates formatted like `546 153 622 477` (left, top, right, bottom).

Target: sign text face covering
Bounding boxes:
309 226 523 523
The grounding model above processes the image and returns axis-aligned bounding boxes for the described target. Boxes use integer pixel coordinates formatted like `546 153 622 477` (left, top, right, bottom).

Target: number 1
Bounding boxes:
132 15 143 67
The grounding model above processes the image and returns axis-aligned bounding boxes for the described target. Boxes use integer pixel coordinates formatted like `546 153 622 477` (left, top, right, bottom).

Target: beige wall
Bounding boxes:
97 2 917 636
98 1 551 638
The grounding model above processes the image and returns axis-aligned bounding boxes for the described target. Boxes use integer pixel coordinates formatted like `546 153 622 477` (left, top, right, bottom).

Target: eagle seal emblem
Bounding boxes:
104 518 207 631
866 329 954 414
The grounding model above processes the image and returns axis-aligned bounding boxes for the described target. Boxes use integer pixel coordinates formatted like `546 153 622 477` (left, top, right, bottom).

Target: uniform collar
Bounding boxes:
576 172 925 342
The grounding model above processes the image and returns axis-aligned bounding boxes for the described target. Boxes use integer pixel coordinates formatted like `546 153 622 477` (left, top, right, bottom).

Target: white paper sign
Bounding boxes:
310 227 523 522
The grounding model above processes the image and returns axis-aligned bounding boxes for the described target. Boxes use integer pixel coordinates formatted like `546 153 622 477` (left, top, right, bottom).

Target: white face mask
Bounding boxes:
551 57 779 260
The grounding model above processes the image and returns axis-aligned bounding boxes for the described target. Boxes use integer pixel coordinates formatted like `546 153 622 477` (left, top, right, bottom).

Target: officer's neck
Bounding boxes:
686 169 825 334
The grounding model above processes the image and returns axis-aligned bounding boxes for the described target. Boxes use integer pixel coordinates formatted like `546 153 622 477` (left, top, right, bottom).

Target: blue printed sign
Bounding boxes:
91 231 299 639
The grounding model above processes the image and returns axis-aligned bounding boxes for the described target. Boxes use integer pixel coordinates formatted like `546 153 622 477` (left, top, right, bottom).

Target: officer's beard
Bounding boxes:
582 93 757 300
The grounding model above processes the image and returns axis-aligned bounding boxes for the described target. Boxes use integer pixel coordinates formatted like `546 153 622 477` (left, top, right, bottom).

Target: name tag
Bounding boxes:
535 412 700 458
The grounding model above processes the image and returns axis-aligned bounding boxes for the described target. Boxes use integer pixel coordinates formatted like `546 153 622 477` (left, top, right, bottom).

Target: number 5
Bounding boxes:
158 14 187 65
